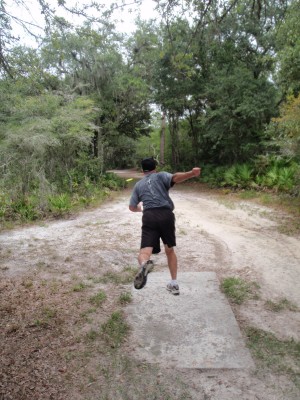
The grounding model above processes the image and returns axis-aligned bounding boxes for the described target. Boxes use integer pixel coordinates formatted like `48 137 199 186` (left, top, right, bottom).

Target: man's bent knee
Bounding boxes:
164 244 175 255
139 247 153 258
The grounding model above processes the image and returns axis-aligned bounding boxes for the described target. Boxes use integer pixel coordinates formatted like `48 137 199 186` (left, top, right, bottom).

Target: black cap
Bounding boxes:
141 157 157 172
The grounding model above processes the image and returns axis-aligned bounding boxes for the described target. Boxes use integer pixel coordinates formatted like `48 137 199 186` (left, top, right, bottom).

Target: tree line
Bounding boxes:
0 0 299 221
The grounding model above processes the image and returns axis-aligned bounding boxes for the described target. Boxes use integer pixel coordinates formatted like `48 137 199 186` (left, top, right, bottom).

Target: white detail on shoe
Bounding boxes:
166 283 180 295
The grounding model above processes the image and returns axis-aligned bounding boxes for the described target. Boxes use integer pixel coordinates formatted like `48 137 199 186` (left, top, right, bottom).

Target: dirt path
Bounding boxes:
1 172 300 399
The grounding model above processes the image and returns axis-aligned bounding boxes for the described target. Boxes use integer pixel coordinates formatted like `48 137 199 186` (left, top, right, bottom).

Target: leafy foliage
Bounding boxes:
275 0 300 96
270 95 300 160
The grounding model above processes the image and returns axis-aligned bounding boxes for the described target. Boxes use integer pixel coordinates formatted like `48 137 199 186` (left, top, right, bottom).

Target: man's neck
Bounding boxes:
143 170 157 175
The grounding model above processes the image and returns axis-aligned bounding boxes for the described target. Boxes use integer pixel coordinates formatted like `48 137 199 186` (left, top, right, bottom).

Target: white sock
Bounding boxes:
170 279 178 286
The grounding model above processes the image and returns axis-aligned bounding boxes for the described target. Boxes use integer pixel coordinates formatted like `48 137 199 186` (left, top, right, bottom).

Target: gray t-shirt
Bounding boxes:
129 172 174 211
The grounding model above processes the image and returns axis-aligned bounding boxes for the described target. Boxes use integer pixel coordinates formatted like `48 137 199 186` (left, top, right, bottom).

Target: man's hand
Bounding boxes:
172 167 201 184
129 202 143 212
192 167 201 177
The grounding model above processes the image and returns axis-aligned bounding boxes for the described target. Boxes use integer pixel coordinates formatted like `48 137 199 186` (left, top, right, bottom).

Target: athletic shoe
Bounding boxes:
134 260 154 289
147 260 154 273
166 283 180 295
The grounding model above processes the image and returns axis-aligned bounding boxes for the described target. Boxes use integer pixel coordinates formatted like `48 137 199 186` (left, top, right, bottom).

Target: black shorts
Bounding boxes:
141 207 176 250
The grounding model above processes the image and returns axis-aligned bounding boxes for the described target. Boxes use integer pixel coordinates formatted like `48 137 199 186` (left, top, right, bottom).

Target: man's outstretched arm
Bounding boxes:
172 167 201 184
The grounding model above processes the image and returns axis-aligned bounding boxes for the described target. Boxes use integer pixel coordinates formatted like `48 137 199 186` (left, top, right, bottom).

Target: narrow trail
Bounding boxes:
1 184 299 339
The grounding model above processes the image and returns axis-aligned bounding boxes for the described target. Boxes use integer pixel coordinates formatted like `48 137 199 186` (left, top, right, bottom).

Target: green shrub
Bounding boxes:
14 202 36 220
263 165 280 188
277 166 297 191
100 172 124 190
223 166 239 187
201 165 227 187
0 193 11 219
201 160 299 195
257 162 299 192
236 164 254 185
10 196 39 221
48 193 71 215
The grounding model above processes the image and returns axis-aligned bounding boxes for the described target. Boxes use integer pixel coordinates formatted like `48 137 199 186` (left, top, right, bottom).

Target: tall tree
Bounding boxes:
0 0 121 76
41 22 152 167
150 0 289 166
275 0 300 96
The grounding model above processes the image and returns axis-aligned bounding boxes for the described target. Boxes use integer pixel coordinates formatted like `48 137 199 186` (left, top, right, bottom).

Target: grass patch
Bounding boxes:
100 266 136 285
265 298 298 312
87 276 103 284
32 307 58 328
21 279 34 289
239 190 258 199
42 306 57 319
118 292 132 305
246 327 300 386
89 290 107 307
101 311 129 348
49 280 61 294
93 354 194 400
80 307 97 318
72 282 89 292
85 329 99 342
221 277 259 304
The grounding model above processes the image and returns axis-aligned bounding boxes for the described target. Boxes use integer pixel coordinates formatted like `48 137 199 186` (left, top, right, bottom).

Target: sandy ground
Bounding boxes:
0 170 299 399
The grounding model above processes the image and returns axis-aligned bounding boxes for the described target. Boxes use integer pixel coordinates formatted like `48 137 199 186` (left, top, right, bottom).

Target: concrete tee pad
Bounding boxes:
125 272 254 369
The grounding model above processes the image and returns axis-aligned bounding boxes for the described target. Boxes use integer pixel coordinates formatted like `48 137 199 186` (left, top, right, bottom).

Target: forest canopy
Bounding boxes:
0 0 299 220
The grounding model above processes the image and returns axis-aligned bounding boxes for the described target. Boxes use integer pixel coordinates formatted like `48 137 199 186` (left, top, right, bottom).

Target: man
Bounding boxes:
129 157 201 295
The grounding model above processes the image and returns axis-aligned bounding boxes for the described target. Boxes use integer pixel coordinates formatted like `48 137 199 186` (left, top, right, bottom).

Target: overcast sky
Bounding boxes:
7 0 160 46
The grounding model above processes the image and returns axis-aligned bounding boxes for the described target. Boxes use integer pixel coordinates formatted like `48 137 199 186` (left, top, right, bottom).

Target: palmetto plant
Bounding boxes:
222 164 254 188
277 167 295 191
223 166 238 187
264 165 279 188
48 194 71 215
236 164 254 185
11 198 38 221
258 162 298 191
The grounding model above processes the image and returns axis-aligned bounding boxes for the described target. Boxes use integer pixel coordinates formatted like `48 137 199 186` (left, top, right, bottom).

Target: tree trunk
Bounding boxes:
168 112 180 169
92 131 98 158
160 111 166 166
